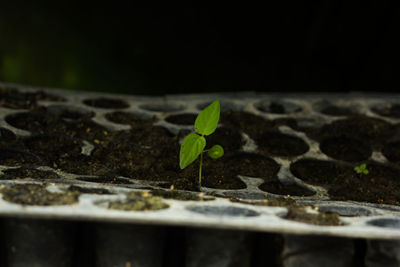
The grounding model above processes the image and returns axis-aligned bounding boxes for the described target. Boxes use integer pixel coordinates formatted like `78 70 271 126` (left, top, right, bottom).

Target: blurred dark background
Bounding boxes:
0 4 399 95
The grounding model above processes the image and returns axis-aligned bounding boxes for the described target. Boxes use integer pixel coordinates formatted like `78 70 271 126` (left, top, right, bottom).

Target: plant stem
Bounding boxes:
198 151 203 189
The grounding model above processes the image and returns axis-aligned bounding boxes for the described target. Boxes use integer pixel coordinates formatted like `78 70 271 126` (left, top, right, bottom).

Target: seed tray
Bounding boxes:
1 81 400 242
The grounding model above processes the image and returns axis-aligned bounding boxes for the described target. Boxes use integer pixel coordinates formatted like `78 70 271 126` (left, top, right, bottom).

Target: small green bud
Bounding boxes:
208 144 224 159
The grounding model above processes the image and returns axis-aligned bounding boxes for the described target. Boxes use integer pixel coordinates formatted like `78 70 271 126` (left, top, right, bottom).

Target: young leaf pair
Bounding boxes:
179 100 224 188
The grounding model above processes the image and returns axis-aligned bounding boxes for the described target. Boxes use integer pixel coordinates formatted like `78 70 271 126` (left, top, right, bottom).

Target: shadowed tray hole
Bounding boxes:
165 113 197 126
313 101 358 116
186 205 260 217
367 218 400 229
83 98 130 109
317 205 372 217
255 100 302 114
372 103 400 118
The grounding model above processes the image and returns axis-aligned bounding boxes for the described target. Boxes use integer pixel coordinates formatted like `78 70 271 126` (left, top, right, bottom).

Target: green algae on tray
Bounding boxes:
0 184 79 206
108 191 169 211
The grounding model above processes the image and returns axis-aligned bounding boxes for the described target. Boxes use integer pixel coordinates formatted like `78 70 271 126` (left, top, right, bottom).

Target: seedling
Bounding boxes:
354 163 369 175
179 100 224 188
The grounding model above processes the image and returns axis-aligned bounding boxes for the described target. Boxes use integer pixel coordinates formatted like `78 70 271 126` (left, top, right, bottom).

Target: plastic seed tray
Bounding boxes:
1 81 400 239
1 81 400 266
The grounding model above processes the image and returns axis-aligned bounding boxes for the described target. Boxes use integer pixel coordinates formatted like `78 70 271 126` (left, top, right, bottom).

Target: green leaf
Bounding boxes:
179 133 206 169
207 144 224 159
195 100 220 136
354 163 369 175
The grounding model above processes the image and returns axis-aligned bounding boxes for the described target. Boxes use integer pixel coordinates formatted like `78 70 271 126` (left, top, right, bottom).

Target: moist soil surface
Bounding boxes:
302 115 400 152
1 89 400 206
291 159 400 205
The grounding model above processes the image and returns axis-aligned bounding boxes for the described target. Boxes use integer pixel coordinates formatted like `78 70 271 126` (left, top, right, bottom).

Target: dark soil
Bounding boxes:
0 148 41 166
255 132 309 157
3 90 400 206
328 162 400 205
269 102 287 114
171 152 280 191
105 111 156 127
308 116 395 151
221 110 275 139
221 111 306 157
22 134 113 176
165 113 197 125
319 136 372 162
24 135 82 163
319 105 357 116
0 127 17 144
91 126 180 182
259 180 315 196
290 159 349 185
2 108 281 192
221 153 280 179
56 156 115 176
177 157 248 190
382 140 400 164
6 109 111 142
67 185 112 195
291 159 400 205
0 167 59 180
83 98 129 109
0 184 79 205
204 127 243 156
0 85 65 109
255 101 302 114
